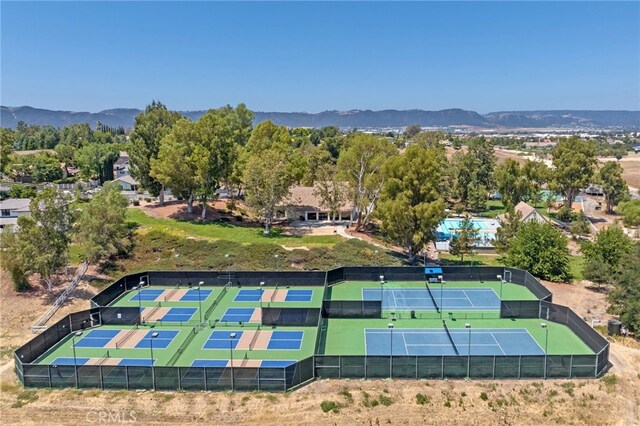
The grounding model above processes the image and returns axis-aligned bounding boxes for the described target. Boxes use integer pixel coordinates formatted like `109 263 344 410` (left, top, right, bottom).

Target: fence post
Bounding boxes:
569 355 573 379
518 356 521 379
125 366 129 391
99 366 104 389
492 356 496 379
48 365 52 388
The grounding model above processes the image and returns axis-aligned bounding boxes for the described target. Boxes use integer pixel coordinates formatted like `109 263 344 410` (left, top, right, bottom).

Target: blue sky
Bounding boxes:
1 1 639 113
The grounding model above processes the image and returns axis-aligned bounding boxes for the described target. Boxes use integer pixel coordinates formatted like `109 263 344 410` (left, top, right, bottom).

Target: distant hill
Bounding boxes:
2 105 639 130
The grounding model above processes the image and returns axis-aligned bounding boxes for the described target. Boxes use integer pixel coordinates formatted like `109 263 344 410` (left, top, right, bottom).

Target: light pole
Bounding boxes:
465 323 471 377
149 332 158 389
229 332 237 390
259 281 265 308
225 254 231 282
438 275 444 319
379 275 385 304
541 323 548 379
274 254 280 271
388 323 394 378
198 281 204 323
497 275 504 300
72 331 83 388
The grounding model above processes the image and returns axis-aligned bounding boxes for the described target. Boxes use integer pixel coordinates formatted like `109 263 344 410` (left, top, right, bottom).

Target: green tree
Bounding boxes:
337 133 396 230
192 105 253 219
74 182 130 264
608 243 640 332
150 119 201 213
505 221 571 282
495 208 522 253
569 212 592 238
0 226 31 291
451 137 495 211
129 101 183 204
29 154 64 182
313 163 347 222
582 226 634 285
244 149 294 234
7 184 37 199
448 216 480 262
0 128 14 173
494 159 530 208
522 160 551 207
75 143 119 182
551 137 596 209
598 161 629 213
9 188 75 291
377 144 447 261
618 199 640 227
59 123 93 147
54 143 78 167
404 124 422 140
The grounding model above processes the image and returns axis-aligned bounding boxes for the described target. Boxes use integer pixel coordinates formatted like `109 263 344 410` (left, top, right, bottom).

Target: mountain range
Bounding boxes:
2 106 639 130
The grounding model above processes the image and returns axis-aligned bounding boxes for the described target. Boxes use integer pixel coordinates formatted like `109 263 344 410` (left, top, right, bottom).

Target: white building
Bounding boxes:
0 198 31 229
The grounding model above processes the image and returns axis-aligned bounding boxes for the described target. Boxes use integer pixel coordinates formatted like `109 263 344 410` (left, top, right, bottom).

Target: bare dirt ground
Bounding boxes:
137 199 251 224
599 153 640 190
1 256 639 425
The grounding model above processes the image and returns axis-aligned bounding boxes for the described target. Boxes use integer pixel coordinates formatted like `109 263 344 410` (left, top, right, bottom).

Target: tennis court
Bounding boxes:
365 328 544 356
190 359 295 368
203 330 304 351
129 288 212 302
73 328 179 349
220 307 260 323
142 307 197 322
362 287 500 310
51 357 156 366
234 289 313 302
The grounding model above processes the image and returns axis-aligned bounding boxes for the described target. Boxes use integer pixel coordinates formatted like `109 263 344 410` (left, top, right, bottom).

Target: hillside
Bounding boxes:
2 105 639 130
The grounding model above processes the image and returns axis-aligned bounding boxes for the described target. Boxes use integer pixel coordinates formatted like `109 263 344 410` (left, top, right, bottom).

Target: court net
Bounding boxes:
115 324 139 349
248 326 261 351
425 283 440 313
143 302 161 322
270 288 278 302
442 320 460 355
164 287 179 301
203 282 230 321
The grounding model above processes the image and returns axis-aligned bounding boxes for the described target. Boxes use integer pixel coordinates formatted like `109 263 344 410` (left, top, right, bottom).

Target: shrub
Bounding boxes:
602 374 618 387
479 392 488 401
320 400 342 413
415 393 430 405
338 388 353 404
378 395 393 406
132 200 140 206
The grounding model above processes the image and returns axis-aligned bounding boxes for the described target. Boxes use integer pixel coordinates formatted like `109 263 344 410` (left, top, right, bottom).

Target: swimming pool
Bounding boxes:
435 218 499 247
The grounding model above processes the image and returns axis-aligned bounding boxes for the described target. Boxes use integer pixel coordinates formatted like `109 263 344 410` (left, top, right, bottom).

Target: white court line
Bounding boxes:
463 290 476 308
489 333 507 355
401 332 409 355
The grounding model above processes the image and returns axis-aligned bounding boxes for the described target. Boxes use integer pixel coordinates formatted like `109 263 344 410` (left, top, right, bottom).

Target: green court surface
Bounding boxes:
320 317 593 356
327 280 538 301
109 285 324 326
35 323 318 367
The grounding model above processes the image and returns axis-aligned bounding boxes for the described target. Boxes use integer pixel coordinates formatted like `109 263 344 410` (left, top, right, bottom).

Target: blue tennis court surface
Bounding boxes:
160 307 197 322
73 329 120 348
261 360 296 367
285 289 313 302
52 357 90 365
134 330 179 349
119 358 155 366
130 289 164 301
234 289 263 302
51 357 156 366
362 287 500 310
221 307 255 322
204 330 244 349
365 328 544 356
268 331 303 350
180 289 212 301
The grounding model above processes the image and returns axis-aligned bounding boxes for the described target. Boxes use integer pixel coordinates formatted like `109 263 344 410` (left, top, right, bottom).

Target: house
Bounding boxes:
633 145 640 154
0 198 31 229
584 185 604 196
113 152 131 178
113 174 139 191
278 185 353 222
497 201 548 224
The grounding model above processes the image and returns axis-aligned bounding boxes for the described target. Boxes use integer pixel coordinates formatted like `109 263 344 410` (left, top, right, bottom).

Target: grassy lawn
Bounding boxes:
478 200 507 218
569 255 585 282
438 252 503 266
126 208 340 247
